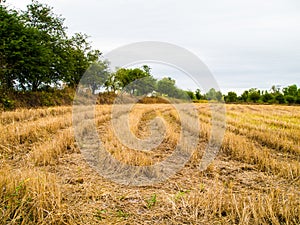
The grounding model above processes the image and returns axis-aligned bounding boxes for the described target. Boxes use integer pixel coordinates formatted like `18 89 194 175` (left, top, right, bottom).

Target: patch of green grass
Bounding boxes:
146 194 157 209
94 209 107 221
116 209 129 219
174 190 190 202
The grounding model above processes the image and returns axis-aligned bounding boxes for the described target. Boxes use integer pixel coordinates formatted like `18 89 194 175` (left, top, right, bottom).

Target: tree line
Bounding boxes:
0 1 191 105
223 85 300 104
1 1 299 109
186 85 300 105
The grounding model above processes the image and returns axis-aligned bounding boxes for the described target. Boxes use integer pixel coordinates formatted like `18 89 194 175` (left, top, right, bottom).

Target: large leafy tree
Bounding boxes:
62 33 101 88
80 60 109 94
22 0 66 38
0 5 26 90
157 77 176 97
15 1 67 91
0 1 102 92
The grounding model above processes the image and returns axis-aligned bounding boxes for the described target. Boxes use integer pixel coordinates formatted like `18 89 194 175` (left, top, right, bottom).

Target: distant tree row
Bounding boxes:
185 88 223 102
184 84 300 105
99 65 189 99
222 84 300 104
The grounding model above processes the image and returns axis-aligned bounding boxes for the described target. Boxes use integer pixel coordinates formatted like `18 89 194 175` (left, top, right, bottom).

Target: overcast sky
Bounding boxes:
6 0 300 94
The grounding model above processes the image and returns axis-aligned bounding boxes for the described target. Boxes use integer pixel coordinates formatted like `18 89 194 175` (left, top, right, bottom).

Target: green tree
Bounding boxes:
17 1 67 91
62 33 101 88
195 89 203 100
157 77 176 97
270 85 280 94
185 90 195 100
135 76 157 95
106 67 151 94
0 4 58 91
104 72 119 92
248 88 260 103
224 91 237 103
296 89 300 104
275 93 285 104
142 65 151 76
285 95 295 104
240 90 249 102
0 1 101 91
126 68 150 94
80 60 109 94
205 88 223 101
175 88 188 100
0 5 29 90
22 0 66 38
261 91 274 103
283 84 298 97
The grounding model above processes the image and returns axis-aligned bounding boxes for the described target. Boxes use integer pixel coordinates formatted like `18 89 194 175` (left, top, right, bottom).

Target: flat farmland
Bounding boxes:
0 104 299 225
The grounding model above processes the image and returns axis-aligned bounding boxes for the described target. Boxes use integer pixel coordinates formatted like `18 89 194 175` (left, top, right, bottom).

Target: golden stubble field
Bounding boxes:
0 103 299 224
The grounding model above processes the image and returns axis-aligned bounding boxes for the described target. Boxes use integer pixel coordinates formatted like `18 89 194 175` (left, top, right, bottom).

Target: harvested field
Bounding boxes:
0 104 299 224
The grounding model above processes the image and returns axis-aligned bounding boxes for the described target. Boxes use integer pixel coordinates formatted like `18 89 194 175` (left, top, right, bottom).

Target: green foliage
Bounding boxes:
195 89 204 100
283 84 297 96
156 77 188 99
94 209 107 221
80 60 109 94
284 95 295 104
174 190 190 202
104 67 189 100
0 1 101 93
221 84 300 105
106 67 151 94
261 92 274 103
0 96 15 110
124 68 151 94
240 90 249 102
248 88 260 103
1 2 299 107
0 5 25 89
135 76 157 95
116 209 129 218
62 33 101 88
185 90 196 100
157 77 176 96
224 91 238 103
275 93 285 104
146 194 157 209
205 88 223 102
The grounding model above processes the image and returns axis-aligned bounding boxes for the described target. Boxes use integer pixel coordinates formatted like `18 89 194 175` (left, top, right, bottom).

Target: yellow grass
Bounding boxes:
0 104 299 224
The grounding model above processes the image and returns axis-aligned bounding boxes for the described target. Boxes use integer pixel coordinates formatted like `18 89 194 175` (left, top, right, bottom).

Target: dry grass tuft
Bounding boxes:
0 166 67 224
